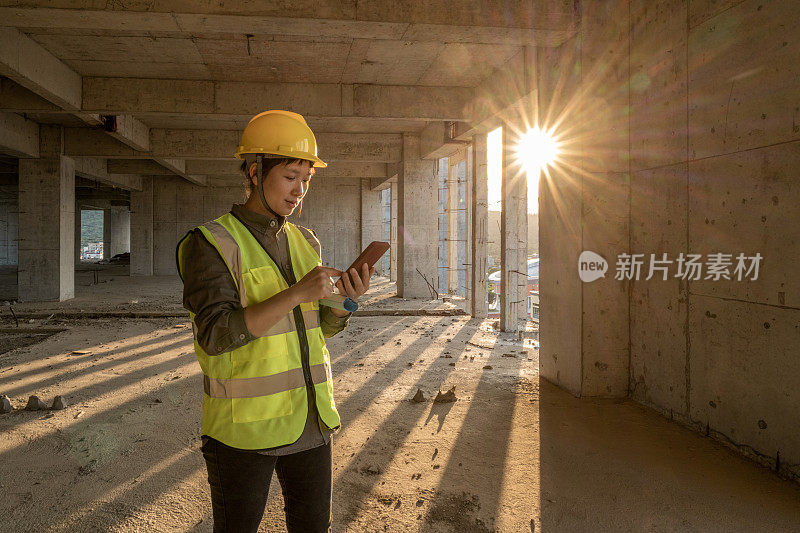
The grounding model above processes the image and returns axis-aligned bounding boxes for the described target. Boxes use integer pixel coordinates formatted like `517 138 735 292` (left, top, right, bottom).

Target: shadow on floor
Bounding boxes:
538 378 800 531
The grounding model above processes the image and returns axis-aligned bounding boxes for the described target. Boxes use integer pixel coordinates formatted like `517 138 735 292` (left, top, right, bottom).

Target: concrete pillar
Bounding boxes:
397 134 437 298
447 161 458 293
471 134 489 318
108 208 130 257
360 178 382 256
130 176 154 275
102 208 111 260
74 201 81 265
390 182 397 282
17 125 75 301
500 126 525 332
518 168 529 322
0 184 19 266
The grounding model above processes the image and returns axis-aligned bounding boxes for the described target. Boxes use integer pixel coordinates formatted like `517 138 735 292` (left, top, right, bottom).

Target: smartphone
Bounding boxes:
340 241 390 285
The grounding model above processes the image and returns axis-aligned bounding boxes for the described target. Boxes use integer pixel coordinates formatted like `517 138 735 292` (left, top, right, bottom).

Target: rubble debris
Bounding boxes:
411 389 426 403
1 396 12 413
449 362 455 366
467 341 494 350
433 386 457 403
71 350 90 356
360 464 382 475
51 396 67 410
25 395 47 411
502 353 516 358
483 365 493 370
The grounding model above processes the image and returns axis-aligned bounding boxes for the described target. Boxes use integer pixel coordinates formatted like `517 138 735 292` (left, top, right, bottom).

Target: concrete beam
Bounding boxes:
105 115 150 152
107 159 173 175
0 111 39 158
314 162 387 179
73 156 143 191
0 26 82 111
152 157 208 186
64 127 403 162
154 158 185 175
184 160 241 176
0 6 577 45
81 78 474 121
420 121 471 160
0 78 61 113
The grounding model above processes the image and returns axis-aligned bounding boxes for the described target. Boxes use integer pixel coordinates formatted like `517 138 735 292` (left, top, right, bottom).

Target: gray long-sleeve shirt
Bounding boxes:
180 204 349 455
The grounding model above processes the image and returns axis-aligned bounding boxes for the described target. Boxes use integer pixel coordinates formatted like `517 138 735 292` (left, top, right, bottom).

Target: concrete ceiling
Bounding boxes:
0 2 579 187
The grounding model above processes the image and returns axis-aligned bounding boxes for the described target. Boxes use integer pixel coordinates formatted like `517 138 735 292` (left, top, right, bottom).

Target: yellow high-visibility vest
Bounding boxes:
177 212 340 450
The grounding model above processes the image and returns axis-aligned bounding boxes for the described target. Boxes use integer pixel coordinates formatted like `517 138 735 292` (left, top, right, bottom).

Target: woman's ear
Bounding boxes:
248 162 258 188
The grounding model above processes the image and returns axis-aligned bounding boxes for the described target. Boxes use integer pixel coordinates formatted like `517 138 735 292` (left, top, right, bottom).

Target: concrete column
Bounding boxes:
130 176 154 275
102 208 111 260
17 125 75 301
390 183 397 282
108 208 130 257
500 126 525 332
360 178 382 255
471 134 489 318
518 168 529 322
0 186 19 266
397 134 437 298
74 201 81 266
447 162 458 293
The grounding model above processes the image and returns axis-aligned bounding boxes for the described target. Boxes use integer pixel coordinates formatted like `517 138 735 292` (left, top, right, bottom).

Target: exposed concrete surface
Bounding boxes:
130 176 153 276
397 134 438 298
0 180 18 266
17 126 75 302
625 0 800 480
1 274 798 531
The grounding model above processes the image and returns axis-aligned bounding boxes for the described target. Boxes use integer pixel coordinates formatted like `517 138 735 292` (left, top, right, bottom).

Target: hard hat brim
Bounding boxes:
235 148 327 168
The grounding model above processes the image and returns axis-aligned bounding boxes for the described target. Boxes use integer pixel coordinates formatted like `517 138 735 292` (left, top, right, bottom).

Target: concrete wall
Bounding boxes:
150 176 363 276
153 178 246 276
0 182 18 266
540 0 800 480
539 1 631 396
627 0 800 480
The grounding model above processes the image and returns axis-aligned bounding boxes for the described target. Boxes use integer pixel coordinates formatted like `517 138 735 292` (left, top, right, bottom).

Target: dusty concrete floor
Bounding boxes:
1 275 799 532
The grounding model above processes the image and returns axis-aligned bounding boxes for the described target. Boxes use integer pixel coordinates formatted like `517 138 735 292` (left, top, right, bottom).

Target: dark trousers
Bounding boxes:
201 437 332 533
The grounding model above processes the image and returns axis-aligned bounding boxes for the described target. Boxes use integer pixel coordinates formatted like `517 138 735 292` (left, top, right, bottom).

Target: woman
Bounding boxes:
177 110 373 532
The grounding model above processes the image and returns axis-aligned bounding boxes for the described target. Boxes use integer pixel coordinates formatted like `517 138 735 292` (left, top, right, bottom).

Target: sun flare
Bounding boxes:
517 127 560 174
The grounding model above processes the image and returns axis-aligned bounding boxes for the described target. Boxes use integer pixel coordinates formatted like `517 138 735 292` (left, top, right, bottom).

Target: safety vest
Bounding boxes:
176 212 341 450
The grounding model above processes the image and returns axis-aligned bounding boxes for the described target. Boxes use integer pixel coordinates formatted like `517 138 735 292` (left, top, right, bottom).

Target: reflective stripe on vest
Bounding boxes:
204 362 329 398
203 220 247 307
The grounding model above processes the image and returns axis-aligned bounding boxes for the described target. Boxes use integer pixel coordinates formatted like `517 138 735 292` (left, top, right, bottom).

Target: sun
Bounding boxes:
517 127 560 174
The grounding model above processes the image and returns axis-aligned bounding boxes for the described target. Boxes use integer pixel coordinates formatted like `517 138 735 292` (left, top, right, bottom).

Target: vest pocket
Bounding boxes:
243 265 283 307
229 340 293 423
232 390 293 423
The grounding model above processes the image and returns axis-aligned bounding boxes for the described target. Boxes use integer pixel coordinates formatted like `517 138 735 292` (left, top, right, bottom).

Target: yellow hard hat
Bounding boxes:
235 110 327 168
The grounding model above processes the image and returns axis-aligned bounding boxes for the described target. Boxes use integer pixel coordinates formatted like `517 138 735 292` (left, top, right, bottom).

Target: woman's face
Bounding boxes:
251 159 313 216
